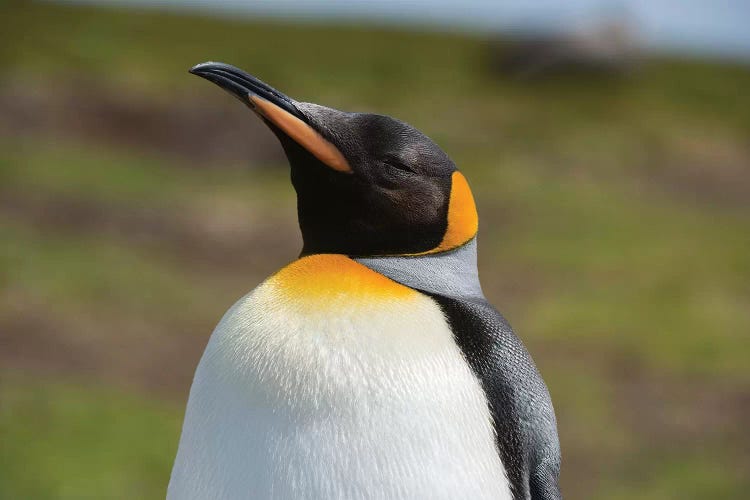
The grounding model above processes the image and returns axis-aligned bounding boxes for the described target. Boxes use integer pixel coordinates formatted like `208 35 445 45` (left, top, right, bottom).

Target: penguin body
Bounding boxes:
168 254 511 499
169 63 561 499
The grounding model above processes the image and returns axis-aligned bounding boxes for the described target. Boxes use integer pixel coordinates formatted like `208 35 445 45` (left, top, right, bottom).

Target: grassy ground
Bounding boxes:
1 1 749 498
1 374 180 500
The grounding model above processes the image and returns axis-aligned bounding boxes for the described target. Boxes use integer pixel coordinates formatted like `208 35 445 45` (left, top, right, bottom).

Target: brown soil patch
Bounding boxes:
0 79 286 168
0 294 207 399
636 133 750 210
0 189 300 275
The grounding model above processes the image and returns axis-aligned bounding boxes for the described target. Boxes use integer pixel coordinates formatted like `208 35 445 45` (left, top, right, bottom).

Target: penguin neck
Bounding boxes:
353 237 484 301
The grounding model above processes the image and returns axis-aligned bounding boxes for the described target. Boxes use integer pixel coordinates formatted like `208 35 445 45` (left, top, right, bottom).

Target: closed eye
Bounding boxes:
383 158 417 174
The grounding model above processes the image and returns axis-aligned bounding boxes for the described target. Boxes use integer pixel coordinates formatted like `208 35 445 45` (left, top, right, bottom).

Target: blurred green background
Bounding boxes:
1 1 749 498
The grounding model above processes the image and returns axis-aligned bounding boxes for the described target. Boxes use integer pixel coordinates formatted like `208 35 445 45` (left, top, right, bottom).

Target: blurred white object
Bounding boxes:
491 19 641 77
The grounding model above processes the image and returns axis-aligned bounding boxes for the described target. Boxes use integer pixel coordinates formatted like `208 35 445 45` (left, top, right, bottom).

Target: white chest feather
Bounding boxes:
168 256 510 499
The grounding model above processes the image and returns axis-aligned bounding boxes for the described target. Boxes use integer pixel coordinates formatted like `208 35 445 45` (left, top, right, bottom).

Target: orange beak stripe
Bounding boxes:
250 95 352 173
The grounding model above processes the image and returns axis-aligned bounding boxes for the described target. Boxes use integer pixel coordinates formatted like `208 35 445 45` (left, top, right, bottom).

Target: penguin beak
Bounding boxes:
189 62 351 173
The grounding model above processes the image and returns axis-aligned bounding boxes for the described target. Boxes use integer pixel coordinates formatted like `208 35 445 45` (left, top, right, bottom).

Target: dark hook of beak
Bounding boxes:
189 61 308 122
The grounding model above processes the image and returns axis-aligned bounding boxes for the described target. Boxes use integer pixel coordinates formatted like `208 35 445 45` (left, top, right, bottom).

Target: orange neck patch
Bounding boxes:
269 254 415 308
250 95 352 173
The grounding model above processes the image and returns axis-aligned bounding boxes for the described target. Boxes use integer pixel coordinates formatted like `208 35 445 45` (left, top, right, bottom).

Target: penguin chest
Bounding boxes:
168 255 511 500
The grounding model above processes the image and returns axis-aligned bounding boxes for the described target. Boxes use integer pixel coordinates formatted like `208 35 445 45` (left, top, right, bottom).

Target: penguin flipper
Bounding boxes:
429 295 562 500
530 457 563 500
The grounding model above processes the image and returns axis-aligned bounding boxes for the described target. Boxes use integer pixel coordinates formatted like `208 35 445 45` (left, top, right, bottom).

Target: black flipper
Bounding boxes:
429 294 562 500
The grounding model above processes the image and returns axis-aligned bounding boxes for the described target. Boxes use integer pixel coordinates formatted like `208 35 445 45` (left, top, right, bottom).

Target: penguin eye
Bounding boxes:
383 157 416 174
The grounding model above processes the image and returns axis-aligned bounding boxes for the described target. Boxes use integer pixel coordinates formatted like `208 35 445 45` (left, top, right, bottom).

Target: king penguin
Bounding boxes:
168 62 562 500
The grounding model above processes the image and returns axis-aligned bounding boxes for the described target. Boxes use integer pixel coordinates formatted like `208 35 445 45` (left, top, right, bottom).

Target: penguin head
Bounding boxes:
190 62 477 257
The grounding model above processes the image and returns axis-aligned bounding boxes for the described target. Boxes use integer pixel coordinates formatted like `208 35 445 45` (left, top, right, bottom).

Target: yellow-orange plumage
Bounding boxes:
268 254 416 312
